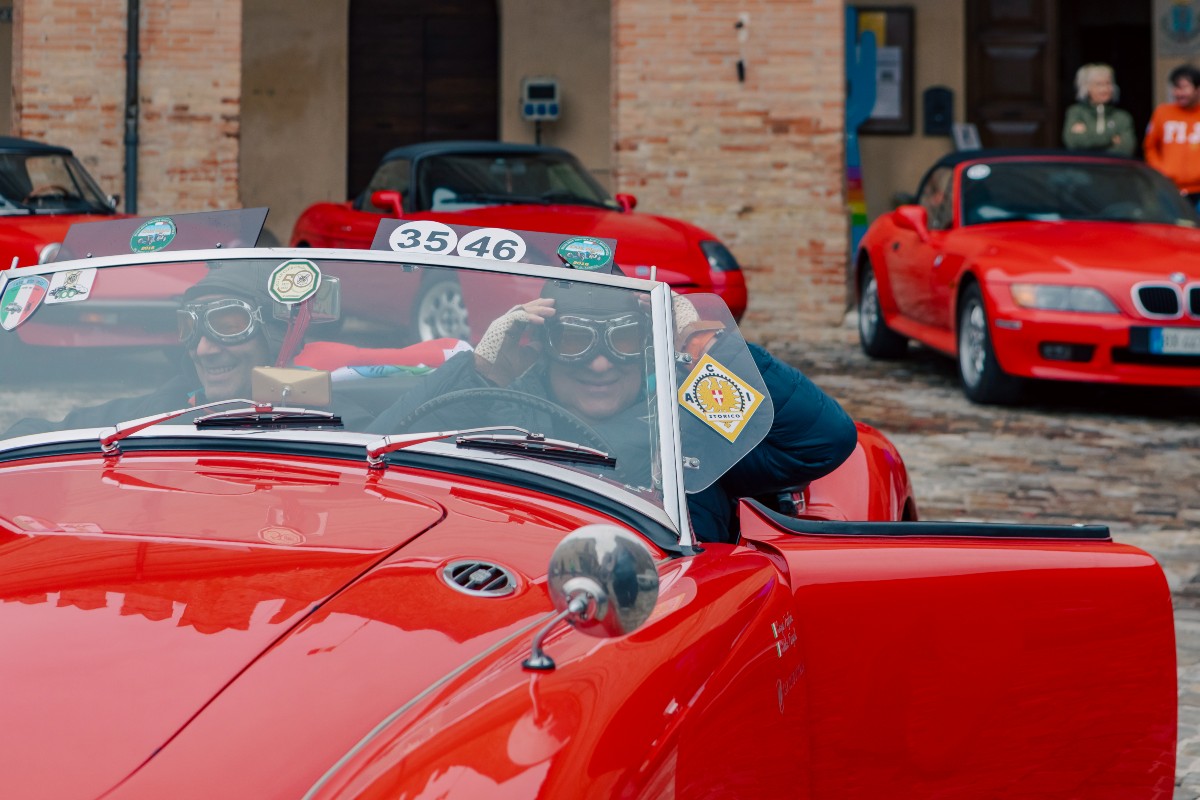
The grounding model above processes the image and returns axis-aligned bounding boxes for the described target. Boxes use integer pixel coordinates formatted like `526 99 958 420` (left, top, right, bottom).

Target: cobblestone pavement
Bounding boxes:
755 313 1200 798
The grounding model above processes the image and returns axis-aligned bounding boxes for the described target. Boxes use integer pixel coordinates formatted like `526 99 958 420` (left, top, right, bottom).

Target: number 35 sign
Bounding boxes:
371 219 616 273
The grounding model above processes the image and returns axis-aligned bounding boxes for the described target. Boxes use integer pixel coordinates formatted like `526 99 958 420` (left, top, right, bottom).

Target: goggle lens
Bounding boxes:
550 323 597 358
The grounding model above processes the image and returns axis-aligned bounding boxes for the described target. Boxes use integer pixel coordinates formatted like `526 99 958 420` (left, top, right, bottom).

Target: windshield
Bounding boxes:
0 153 114 215
960 160 1199 226
412 152 617 212
0 235 770 528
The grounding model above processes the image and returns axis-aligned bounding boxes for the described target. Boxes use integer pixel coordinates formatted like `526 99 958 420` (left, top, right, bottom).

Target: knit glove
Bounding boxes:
473 297 556 386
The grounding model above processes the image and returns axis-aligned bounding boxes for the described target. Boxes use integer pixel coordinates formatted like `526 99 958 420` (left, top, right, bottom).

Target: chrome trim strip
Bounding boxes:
4 246 658 292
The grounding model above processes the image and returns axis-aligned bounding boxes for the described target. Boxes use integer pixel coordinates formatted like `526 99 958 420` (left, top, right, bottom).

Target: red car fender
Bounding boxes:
800 422 917 523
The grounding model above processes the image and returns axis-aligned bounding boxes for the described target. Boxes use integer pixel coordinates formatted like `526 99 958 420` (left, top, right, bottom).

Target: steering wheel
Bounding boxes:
23 184 70 203
394 386 617 457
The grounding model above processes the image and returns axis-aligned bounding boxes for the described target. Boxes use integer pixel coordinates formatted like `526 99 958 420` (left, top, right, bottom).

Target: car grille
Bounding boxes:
442 560 517 597
1190 285 1200 317
1133 283 1182 318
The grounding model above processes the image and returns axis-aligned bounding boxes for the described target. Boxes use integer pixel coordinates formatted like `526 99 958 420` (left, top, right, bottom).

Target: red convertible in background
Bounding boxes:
0 136 124 269
855 150 1200 403
291 141 747 340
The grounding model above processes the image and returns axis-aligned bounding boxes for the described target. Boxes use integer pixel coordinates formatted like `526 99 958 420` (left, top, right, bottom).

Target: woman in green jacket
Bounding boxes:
1063 63 1135 156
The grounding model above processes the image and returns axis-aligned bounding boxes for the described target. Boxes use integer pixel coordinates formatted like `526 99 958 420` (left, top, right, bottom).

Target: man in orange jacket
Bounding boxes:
1144 64 1200 205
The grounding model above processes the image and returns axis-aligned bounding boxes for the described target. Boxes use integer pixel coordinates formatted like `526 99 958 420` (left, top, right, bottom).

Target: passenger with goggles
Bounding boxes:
175 266 281 402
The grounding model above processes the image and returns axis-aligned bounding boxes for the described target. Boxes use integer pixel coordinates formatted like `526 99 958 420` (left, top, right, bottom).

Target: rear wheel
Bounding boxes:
858 262 908 358
411 276 469 342
957 283 1023 405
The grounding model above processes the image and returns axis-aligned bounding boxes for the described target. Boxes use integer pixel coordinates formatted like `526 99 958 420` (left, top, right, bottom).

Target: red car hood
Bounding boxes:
413 204 709 287
0 452 597 799
954 221 1200 280
0 213 118 266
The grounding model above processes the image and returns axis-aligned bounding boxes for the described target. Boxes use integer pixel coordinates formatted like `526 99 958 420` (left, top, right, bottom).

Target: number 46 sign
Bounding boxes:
370 219 616 274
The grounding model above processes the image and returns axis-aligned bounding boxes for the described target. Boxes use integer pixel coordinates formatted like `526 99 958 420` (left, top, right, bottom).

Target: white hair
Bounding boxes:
1076 63 1119 103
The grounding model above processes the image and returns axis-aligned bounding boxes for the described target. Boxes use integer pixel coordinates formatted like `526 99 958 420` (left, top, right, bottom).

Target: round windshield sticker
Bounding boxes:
130 217 177 252
388 220 459 254
455 227 527 262
965 164 991 180
557 237 613 271
269 259 322 304
678 353 762 443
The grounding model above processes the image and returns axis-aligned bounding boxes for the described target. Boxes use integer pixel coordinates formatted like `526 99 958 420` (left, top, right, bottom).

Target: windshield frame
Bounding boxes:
0 245 695 544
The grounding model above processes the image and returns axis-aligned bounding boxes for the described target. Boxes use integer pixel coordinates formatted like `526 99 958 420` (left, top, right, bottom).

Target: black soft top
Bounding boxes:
0 136 73 156
929 147 1133 171
380 140 575 164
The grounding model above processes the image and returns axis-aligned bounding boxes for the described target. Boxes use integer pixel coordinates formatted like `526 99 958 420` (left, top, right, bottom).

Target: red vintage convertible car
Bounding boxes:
0 212 1176 797
0 136 124 269
855 150 1200 403
291 141 748 339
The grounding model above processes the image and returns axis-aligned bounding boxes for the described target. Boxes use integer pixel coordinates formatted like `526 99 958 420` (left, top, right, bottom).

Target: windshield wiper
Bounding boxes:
456 432 616 467
365 426 615 470
194 407 342 429
100 399 339 456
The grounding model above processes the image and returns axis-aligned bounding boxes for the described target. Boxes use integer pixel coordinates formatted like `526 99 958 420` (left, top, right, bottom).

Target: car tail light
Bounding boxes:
699 240 741 272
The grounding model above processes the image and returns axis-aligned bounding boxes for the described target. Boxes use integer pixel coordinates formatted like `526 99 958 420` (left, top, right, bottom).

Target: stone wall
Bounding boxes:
13 0 241 214
612 0 847 340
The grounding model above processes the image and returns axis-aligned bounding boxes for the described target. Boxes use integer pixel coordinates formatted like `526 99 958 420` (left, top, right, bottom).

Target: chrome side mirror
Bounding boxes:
524 524 660 671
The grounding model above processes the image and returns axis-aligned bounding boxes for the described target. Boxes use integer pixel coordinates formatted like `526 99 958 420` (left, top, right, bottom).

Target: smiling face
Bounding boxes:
1173 77 1200 109
547 352 644 420
185 292 272 401
1086 72 1114 105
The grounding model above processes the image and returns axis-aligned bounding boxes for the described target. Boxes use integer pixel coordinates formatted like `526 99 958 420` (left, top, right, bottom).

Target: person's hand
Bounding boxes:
474 298 556 386
1070 121 1086 134
672 293 725 359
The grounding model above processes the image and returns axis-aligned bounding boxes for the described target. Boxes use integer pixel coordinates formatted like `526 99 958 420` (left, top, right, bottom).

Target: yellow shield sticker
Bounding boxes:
678 353 761 442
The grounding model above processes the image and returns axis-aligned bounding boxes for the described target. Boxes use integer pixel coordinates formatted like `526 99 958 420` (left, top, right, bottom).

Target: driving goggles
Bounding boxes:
177 298 264 347
544 312 647 364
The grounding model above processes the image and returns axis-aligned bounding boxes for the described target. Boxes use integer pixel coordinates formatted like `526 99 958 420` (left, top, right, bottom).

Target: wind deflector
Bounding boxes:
54 208 269 262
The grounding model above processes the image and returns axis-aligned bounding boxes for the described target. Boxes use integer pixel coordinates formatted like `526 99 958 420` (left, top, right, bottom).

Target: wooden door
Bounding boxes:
966 0 1058 148
347 0 498 195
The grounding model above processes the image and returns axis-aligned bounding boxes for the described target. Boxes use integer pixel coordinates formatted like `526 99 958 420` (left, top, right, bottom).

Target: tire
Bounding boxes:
956 283 1023 405
858 262 908 359
411 276 470 342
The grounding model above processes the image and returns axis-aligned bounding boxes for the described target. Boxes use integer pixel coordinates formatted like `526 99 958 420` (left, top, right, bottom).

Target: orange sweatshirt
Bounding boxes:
1143 102 1200 194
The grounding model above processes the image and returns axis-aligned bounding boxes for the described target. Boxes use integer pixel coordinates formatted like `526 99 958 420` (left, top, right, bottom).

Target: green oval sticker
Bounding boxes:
557 237 613 271
130 217 177 253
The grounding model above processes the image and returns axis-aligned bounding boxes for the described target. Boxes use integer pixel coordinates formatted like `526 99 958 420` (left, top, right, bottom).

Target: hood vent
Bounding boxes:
442 560 517 597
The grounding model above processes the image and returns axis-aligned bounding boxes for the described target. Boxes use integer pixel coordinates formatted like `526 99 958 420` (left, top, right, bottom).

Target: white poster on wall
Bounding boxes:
871 46 902 120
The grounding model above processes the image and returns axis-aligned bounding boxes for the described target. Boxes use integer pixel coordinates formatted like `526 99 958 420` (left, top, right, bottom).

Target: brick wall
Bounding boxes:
612 0 847 344
13 0 241 214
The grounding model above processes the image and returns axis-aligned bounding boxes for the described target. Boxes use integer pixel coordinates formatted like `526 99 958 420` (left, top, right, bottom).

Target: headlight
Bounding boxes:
1010 284 1117 313
699 240 741 272
37 242 62 265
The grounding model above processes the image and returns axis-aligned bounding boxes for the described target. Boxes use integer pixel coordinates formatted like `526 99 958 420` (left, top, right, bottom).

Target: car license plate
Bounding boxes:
1150 327 1200 355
